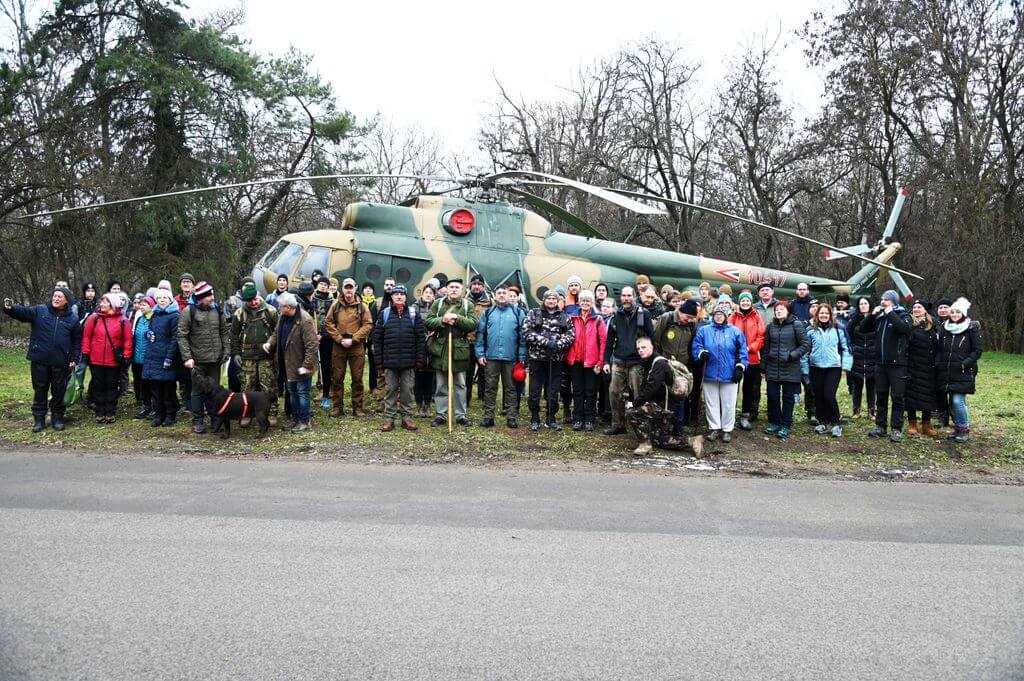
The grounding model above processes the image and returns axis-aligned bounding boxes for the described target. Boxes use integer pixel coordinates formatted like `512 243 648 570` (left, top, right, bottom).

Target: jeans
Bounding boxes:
286 376 312 424
875 365 908 431
949 393 969 427
809 367 842 426
766 380 800 429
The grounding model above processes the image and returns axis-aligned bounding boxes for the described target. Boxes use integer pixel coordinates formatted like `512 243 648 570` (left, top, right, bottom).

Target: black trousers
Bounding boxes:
30 362 69 418
318 337 333 397
597 371 611 421
466 346 486 407
875 365 908 431
89 365 121 417
560 366 573 417
740 363 762 419
150 380 179 420
802 379 816 420
132 363 151 408
528 359 562 420
570 362 598 424
809 367 842 426
190 362 222 420
414 369 435 406
684 361 705 427
848 373 875 413
178 366 192 412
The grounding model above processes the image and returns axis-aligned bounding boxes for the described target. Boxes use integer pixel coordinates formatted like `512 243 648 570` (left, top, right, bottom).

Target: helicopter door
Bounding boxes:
354 252 392 290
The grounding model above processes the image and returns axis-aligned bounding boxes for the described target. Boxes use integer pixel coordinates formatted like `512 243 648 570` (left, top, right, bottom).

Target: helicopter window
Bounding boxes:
297 246 331 280
366 264 382 281
395 267 411 284
266 241 305 276
260 239 289 268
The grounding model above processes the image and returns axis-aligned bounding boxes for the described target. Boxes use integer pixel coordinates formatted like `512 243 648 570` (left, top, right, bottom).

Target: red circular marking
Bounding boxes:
447 209 475 235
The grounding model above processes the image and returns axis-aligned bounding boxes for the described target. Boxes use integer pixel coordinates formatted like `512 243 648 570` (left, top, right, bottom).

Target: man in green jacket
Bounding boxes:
425 278 479 427
230 283 280 427
178 281 229 433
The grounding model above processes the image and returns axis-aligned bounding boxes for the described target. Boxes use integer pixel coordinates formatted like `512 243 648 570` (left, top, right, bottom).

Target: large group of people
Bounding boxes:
3 269 984 454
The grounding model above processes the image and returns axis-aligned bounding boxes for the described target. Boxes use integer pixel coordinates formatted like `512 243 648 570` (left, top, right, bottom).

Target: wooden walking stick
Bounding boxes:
447 325 454 433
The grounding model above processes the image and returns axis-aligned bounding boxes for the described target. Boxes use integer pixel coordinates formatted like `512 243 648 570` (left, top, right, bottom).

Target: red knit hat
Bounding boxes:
193 281 214 300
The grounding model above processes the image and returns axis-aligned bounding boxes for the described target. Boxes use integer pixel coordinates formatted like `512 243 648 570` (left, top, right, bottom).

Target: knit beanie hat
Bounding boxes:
554 285 566 298
950 297 971 317
738 290 754 304
180 273 195 284
193 281 214 300
680 298 700 316
713 303 732 317
83 282 96 295
470 273 485 285
53 286 73 305
143 295 157 308
718 284 734 296
543 289 559 300
756 283 773 292
240 283 258 301
426 277 440 291
881 290 900 305
635 274 651 286
835 293 850 304
935 297 954 308
718 294 733 306
102 292 122 309
567 275 583 287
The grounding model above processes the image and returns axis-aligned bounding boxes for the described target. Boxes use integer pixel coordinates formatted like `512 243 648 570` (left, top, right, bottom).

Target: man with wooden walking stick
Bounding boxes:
425 278 478 428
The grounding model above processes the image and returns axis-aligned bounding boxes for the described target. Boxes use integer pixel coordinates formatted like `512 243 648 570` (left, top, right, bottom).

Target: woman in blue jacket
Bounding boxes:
692 304 748 442
802 303 853 437
142 291 181 426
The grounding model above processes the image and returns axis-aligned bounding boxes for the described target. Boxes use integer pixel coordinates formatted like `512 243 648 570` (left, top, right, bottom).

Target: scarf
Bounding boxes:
944 318 970 335
362 293 376 306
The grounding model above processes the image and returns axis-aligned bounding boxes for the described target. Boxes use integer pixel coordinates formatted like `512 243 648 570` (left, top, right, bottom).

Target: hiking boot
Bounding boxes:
52 416 65 431
381 420 395 432
329 407 344 418
907 419 918 435
529 419 541 432
889 430 903 443
806 416 819 426
480 418 495 428
562 412 573 424
868 408 876 420
830 424 842 437
572 421 583 431
603 426 627 436
547 420 562 431
953 426 970 443
922 421 938 437
431 416 446 427
584 422 594 432
192 419 206 434
32 416 45 433
401 419 418 431
689 435 704 457
281 419 297 431
456 416 473 427
320 397 331 410
738 416 752 431
764 423 780 435
706 430 721 442
161 416 176 427
722 431 732 443
632 441 653 457
776 427 790 439
814 424 828 434
507 418 519 429
852 408 861 419
290 422 310 433
151 415 163 427
867 426 886 438
134 406 150 420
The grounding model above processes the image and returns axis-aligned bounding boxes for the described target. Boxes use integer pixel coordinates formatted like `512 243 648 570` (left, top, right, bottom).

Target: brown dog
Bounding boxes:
191 370 271 438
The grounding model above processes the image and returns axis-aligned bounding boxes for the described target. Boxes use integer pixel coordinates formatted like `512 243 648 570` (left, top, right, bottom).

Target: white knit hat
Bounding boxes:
950 297 971 317
567 275 583 287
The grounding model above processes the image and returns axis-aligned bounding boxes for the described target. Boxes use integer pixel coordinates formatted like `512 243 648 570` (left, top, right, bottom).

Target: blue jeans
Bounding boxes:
766 380 800 428
949 393 969 427
286 377 312 424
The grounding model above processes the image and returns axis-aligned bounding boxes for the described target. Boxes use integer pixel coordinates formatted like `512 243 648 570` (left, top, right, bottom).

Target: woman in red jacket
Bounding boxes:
729 290 766 430
81 293 134 423
566 290 607 432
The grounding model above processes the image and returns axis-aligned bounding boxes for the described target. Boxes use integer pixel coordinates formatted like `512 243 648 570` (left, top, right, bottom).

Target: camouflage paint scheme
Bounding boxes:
252 196 898 305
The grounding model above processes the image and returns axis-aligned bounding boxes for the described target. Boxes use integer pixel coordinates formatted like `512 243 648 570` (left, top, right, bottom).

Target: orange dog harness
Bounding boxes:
216 392 249 419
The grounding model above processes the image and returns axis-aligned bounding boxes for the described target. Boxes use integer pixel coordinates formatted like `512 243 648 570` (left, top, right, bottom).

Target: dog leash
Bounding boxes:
216 392 249 419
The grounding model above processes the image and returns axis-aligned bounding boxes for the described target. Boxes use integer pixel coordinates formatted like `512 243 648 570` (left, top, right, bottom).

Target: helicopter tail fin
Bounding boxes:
840 189 914 300
846 243 914 301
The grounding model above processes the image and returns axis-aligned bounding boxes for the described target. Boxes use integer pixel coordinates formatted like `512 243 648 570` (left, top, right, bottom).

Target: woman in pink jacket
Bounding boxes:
566 290 607 432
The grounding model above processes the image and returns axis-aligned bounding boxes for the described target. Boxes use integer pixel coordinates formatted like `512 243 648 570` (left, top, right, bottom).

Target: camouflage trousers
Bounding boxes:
239 358 278 413
628 402 688 450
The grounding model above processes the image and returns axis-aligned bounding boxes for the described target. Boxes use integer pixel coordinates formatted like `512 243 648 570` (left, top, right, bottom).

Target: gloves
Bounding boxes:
232 355 243 368
146 330 155 343
546 339 560 353
415 360 426 370
732 365 744 383
163 358 173 370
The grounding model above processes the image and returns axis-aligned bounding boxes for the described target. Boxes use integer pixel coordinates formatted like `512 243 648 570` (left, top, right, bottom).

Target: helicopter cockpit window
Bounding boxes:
266 241 305 276
260 239 289 268
297 246 330 280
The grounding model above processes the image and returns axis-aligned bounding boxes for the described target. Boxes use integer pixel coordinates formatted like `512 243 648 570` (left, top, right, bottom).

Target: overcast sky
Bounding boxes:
187 0 829 161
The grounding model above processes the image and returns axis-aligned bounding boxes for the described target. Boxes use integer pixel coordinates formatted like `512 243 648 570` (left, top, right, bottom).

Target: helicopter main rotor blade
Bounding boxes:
502 187 608 240
488 171 667 216
882 188 910 240
888 270 914 301
824 243 874 260
19 174 460 220
608 188 924 282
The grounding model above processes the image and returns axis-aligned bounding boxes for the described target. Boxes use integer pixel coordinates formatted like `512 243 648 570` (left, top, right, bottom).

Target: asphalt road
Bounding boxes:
0 451 1022 681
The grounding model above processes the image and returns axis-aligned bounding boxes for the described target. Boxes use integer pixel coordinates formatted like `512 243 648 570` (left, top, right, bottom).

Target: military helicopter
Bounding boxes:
22 171 921 305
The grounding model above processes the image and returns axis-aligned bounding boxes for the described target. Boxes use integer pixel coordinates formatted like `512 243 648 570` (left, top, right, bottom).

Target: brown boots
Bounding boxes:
907 419 919 435
921 419 938 437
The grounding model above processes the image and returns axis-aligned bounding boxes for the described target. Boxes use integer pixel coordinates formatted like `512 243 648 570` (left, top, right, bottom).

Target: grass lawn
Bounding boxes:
1 346 1022 482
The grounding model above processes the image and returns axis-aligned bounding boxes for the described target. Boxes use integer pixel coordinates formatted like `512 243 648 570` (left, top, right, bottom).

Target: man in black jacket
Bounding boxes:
860 289 913 441
372 285 426 431
3 287 81 432
602 287 654 435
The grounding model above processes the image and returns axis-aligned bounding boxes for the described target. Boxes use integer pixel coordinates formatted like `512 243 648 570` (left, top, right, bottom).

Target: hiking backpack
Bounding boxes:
654 355 693 399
